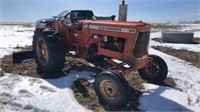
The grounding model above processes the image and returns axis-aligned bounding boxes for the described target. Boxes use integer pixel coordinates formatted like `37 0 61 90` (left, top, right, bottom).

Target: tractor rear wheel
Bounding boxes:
94 71 129 108
138 55 168 83
33 30 66 75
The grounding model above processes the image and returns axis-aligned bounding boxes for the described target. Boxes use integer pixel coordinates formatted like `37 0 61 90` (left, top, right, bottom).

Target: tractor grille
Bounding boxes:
133 31 150 58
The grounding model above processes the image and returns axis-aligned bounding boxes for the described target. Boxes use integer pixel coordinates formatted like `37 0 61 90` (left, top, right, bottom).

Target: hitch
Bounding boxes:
13 50 34 63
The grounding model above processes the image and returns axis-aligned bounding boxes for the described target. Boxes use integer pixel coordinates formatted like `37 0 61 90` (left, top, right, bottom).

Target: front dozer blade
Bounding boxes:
13 50 34 63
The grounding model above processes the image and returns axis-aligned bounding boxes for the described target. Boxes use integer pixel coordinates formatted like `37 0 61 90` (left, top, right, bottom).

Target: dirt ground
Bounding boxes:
0 46 176 111
152 38 200 68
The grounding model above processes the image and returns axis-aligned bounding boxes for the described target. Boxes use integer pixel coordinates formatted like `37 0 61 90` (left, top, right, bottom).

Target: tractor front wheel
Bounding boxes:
138 55 168 83
94 71 129 108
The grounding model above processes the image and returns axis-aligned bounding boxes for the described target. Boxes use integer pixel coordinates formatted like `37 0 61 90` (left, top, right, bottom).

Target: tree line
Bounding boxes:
178 20 200 24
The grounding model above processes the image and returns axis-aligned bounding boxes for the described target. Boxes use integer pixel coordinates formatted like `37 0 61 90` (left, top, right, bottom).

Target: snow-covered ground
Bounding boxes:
0 25 33 58
140 48 200 111
0 24 200 111
0 71 94 112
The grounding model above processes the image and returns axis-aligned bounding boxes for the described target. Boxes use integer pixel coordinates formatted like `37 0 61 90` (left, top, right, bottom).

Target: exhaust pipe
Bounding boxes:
118 0 128 21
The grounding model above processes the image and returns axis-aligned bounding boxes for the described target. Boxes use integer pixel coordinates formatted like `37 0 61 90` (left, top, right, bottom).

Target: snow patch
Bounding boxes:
139 83 199 111
0 72 94 112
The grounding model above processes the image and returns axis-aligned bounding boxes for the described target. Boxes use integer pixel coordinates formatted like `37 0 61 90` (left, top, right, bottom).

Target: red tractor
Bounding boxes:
32 10 168 108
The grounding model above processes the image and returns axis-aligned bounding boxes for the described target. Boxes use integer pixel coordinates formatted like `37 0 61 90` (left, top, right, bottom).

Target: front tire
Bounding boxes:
94 71 129 108
138 55 168 83
33 30 66 75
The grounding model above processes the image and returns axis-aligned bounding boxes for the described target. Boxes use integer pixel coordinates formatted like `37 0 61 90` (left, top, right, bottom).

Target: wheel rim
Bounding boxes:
147 61 160 77
36 37 49 66
100 80 120 103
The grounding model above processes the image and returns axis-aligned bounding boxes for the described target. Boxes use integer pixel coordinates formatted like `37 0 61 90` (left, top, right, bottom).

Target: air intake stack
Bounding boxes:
118 0 128 21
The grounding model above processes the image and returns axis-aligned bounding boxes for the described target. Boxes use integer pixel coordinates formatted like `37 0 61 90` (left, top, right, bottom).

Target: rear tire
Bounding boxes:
94 71 129 108
138 55 168 83
33 30 66 75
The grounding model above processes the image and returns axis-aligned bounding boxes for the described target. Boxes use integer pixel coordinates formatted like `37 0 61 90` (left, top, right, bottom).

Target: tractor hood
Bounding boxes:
84 20 150 33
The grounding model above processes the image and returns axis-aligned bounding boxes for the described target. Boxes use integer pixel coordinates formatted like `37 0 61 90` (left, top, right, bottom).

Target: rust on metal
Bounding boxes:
36 37 49 65
100 80 120 102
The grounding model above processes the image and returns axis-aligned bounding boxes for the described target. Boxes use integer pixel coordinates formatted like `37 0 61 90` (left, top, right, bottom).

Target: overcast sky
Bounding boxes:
0 0 199 23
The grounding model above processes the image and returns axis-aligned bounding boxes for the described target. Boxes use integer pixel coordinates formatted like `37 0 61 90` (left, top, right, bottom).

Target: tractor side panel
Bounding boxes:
82 22 151 71
85 23 138 60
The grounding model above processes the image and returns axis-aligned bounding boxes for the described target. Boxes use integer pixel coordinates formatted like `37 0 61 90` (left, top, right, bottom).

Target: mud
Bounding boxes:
0 46 39 78
152 46 200 67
